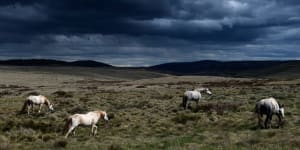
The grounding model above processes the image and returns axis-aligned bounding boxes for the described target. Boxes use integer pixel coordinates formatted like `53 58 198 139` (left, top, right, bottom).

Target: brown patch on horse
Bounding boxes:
63 117 73 135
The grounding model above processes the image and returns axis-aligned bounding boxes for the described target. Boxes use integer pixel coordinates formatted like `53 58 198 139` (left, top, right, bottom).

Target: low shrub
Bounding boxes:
172 113 201 124
52 91 73 98
151 94 173 100
54 139 68 148
197 102 242 115
107 143 124 150
0 135 13 150
25 91 40 96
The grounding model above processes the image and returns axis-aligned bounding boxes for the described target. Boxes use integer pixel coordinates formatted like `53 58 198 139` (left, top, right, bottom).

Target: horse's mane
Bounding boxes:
94 110 107 118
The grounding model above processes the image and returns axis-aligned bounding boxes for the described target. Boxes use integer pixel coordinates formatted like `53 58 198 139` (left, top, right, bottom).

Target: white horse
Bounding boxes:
182 87 212 109
64 110 109 138
20 95 54 115
255 97 284 129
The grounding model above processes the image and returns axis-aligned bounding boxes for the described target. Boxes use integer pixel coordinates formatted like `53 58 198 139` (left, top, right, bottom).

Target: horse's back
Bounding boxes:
184 90 201 100
87 112 101 122
257 97 279 114
27 95 46 103
70 113 98 126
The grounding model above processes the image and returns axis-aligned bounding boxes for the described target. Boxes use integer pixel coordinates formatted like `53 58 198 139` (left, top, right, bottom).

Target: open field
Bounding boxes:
0 66 299 150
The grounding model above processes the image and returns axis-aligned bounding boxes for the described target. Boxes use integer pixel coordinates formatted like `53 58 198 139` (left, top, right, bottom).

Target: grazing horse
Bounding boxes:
20 95 54 115
255 97 284 129
64 110 109 138
182 87 212 109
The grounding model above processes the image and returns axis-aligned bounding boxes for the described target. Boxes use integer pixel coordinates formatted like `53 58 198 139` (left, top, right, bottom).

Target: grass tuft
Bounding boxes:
54 139 68 148
107 144 124 150
0 135 13 150
53 90 73 98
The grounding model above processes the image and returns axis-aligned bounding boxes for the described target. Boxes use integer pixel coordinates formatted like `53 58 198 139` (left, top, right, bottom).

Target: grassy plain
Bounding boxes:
0 66 299 150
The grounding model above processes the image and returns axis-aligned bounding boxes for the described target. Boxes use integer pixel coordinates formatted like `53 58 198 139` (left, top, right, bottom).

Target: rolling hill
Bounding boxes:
0 59 112 67
149 60 300 78
1 59 300 79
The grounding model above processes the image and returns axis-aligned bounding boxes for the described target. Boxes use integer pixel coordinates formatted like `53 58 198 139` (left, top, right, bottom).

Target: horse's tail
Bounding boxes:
182 96 187 109
254 103 260 114
253 103 262 120
19 99 29 114
63 117 72 135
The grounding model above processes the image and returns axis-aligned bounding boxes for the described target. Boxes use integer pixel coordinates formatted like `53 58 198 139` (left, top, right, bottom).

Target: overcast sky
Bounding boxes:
0 0 300 66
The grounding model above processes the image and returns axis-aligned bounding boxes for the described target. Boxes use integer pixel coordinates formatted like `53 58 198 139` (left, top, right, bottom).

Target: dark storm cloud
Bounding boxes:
0 0 300 66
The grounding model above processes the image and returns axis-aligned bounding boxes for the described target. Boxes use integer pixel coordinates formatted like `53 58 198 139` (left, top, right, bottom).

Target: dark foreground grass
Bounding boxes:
0 77 299 150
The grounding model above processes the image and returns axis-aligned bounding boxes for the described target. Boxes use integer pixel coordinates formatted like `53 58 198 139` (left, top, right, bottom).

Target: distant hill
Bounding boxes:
69 60 112 67
149 60 300 78
0 59 112 67
1 59 300 79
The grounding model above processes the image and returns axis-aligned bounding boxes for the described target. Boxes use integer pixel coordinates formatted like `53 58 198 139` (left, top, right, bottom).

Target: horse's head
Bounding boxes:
100 111 109 121
48 104 54 112
205 88 212 95
279 103 285 118
194 87 212 95
44 97 54 112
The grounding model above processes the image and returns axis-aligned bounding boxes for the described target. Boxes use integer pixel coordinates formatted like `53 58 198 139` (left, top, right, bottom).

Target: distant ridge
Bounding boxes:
69 60 112 67
1 59 300 78
0 59 112 67
149 60 300 78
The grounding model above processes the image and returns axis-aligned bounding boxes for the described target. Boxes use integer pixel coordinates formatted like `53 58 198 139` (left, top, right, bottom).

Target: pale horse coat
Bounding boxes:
182 88 212 109
64 110 109 138
255 97 284 129
20 95 54 115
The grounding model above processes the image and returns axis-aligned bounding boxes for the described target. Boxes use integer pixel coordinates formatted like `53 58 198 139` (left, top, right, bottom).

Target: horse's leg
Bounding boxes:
269 115 273 128
196 99 200 108
27 104 31 115
38 104 43 113
72 128 76 136
185 100 190 110
31 104 34 114
94 125 98 136
264 116 268 129
276 114 282 128
263 107 272 129
90 125 95 136
182 97 187 109
257 113 263 129
265 114 271 129
65 126 76 138
93 124 98 136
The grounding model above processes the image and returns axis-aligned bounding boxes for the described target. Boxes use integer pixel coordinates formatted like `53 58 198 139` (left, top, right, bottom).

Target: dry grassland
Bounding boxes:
0 66 299 150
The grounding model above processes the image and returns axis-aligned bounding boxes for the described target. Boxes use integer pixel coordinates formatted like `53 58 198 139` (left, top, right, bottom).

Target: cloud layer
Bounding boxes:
0 0 300 66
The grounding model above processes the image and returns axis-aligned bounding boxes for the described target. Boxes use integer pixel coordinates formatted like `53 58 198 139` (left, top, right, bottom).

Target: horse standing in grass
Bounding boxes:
64 110 109 138
255 97 284 129
182 87 212 109
20 95 54 115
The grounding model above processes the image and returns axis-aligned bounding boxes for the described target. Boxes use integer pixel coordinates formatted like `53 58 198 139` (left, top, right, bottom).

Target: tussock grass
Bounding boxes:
52 90 73 98
0 71 299 149
25 91 40 96
54 139 68 148
0 135 13 150
107 144 124 150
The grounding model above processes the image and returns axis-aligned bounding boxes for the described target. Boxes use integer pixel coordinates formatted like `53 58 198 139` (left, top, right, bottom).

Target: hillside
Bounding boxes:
0 59 112 67
149 60 300 79
1 59 300 79
0 66 167 86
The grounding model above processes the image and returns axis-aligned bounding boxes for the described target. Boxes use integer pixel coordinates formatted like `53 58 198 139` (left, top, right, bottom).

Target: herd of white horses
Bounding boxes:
18 87 285 138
